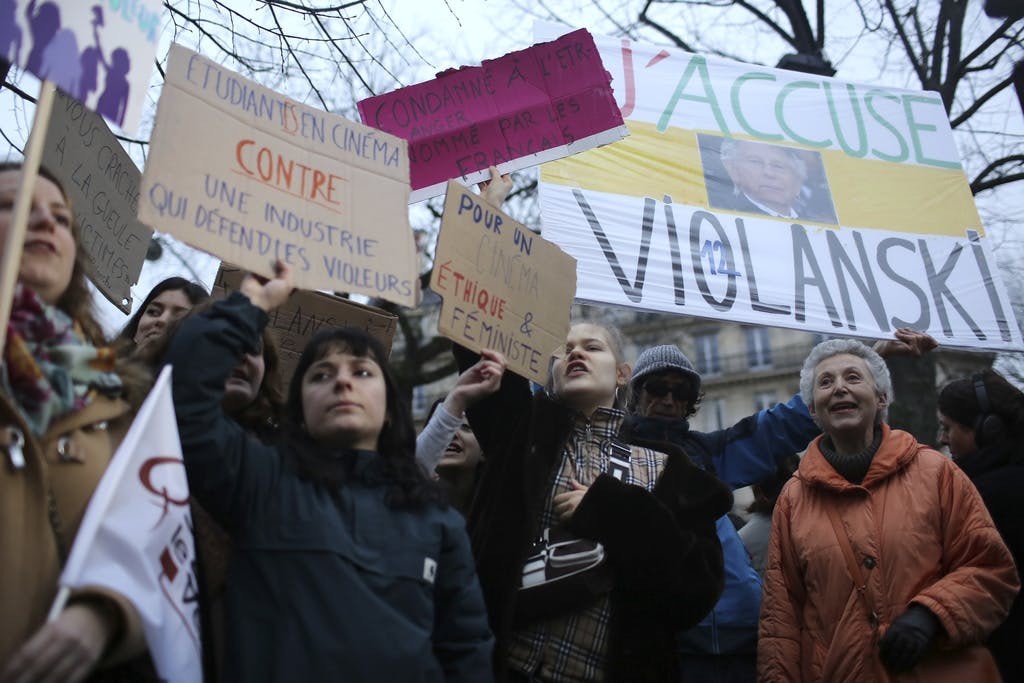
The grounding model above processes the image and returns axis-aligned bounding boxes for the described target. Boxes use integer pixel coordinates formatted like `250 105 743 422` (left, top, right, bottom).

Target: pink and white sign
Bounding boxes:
358 29 629 202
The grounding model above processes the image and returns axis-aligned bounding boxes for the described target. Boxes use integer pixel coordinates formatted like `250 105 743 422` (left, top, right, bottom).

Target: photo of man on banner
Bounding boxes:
701 134 838 224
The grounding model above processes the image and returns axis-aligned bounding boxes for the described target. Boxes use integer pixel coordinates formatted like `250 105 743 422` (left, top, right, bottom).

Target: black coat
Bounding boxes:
168 296 494 683
455 346 730 682
957 445 1024 681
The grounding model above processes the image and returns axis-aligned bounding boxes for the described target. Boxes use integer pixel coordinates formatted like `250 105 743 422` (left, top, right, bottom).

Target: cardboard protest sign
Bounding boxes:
431 182 575 384
358 29 628 202
42 89 152 313
535 24 1022 351
212 264 398 382
139 45 420 308
5 0 162 133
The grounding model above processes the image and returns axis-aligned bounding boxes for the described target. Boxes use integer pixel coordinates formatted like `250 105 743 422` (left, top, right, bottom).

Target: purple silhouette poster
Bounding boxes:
357 29 629 202
5 0 162 133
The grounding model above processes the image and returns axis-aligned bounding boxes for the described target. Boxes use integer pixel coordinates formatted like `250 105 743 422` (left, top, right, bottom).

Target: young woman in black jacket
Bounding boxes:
166 264 493 682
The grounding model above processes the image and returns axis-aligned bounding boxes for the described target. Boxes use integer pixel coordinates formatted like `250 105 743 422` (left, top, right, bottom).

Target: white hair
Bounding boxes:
799 339 892 422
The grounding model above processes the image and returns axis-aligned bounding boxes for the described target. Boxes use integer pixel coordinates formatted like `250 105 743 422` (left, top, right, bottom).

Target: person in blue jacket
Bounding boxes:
625 329 935 683
166 263 494 683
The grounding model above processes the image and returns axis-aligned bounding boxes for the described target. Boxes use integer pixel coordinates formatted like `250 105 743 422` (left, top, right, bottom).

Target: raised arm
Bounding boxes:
452 344 532 465
695 395 819 489
166 264 294 530
416 350 505 474
699 327 938 489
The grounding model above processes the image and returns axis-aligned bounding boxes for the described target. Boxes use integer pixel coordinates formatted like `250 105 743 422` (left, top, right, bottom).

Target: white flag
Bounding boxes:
59 366 202 683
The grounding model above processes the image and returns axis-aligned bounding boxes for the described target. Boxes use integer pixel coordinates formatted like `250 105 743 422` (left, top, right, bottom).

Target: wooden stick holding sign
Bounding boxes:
0 80 56 358
431 180 576 385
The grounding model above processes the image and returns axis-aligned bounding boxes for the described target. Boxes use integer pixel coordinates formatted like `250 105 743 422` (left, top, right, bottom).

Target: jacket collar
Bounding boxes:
623 415 690 444
799 423 918 492
572 406 625 440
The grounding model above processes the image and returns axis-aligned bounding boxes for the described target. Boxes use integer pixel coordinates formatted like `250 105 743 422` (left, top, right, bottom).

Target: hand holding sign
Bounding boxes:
478 166 513 208
873 328 939 359
241 260 294 313
444 349 507 417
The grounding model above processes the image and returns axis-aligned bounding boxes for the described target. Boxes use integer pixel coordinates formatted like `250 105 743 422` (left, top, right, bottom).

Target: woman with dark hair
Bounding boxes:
938 369 1024 681
759 339 1018 682
416 350 505 513
118 276 209 354
1 162 151 680
165 263 493 682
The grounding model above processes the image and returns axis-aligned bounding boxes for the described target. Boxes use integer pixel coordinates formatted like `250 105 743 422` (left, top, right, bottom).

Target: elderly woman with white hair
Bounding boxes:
758 339 1019 682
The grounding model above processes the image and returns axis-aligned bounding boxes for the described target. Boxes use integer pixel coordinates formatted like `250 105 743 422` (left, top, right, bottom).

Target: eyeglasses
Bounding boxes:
643 380 691 402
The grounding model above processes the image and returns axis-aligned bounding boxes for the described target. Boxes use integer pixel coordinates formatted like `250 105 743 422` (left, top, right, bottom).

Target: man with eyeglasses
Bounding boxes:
622 345 815 683
623 333 936 683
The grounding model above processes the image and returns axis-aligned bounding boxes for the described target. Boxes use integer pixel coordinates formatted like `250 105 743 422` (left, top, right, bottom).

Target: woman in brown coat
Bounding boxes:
758 338 1019 682
0 163 149 681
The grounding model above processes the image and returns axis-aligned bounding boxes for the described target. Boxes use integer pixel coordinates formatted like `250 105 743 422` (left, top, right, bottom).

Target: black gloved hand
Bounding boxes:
878 605 942 673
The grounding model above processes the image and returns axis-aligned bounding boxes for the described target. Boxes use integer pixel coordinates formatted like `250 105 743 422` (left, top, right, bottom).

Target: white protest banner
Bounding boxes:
358 29 628 202
139 44 420 307
6 0 162 133
58 366 201 683
43 90 152 313
212 263 399 382
535 23 1022 351
431 181 575 384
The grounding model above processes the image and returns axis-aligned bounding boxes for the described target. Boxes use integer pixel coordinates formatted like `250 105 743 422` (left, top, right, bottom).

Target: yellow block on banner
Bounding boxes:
544 123 981 238
542 121 706 206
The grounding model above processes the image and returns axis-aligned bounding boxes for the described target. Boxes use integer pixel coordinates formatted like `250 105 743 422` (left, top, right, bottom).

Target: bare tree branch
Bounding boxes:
638 1 695 50
260 0 367 15
971 155 1024 194
950 73 1015 128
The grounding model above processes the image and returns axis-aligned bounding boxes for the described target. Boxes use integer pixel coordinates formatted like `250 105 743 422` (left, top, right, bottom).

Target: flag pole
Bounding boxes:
0 79 57 358
46 586 71 623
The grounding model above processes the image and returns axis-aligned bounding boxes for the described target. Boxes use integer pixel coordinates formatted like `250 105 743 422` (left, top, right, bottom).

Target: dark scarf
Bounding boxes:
819 425 882 484
1 284 122 435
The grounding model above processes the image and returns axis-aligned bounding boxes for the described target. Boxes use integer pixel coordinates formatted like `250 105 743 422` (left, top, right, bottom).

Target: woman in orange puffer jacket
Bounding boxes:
758 339 1019 682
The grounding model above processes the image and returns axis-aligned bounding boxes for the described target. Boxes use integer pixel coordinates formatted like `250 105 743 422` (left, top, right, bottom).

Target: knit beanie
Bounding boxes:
629 345 702 397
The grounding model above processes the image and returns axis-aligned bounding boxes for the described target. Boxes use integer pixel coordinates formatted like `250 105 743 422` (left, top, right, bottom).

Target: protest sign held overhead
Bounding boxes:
58 367 201 683
535 23 1022 351
212 263 398 382
139 44 420 307
358 29 628 202
42 89 152 313
4 0 162 133
431 181 575 384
